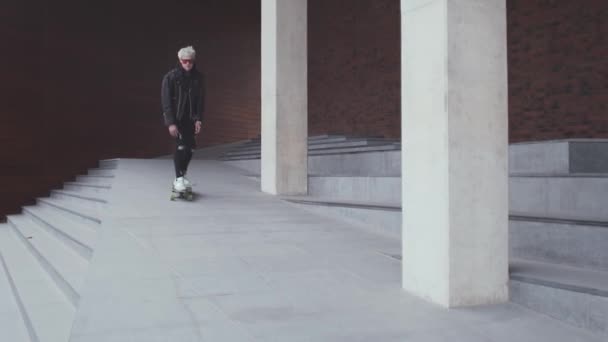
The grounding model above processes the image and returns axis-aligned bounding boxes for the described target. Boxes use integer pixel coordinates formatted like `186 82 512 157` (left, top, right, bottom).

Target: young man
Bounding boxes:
161 46 204 193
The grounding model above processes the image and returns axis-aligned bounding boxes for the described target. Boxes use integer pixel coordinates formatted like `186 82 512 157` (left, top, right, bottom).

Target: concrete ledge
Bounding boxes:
281 196 401 238
509 212 608 228
307 176 401 204
220 144 400 161
510 260 608 336
509 176 608 220
511 259 608 298
223 150 402 176
281 196 401 211
509 140 608 174
225 140 396 157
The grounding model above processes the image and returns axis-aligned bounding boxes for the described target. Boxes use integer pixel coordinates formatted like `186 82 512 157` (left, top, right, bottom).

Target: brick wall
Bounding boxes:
308 0 608 142
508 0 608 141
309 0 401 139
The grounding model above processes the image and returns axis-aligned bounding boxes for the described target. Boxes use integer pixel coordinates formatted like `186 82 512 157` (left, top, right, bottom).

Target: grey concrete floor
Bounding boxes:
70 159 602 341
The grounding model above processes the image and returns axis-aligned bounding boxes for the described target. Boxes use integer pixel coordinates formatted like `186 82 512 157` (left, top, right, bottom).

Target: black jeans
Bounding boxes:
174 119 196 178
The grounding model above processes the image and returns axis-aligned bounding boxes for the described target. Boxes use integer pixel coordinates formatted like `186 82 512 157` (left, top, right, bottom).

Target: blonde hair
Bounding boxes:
177 46 196 60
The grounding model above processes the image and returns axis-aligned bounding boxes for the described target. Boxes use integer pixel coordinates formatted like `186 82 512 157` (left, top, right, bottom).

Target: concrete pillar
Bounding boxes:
401 0 509 307
261 0 308 195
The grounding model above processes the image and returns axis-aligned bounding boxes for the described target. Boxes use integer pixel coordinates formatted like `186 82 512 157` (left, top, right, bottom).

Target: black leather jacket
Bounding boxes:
161 65 204 126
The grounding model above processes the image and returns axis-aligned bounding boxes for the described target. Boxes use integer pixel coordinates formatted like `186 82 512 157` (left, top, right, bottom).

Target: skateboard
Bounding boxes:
171 187 194 201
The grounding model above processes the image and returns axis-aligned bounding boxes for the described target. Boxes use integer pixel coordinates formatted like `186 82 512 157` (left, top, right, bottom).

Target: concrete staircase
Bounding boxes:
222 135 402 238
0 159 116 342
508 140 608 336
222 134 401 176
220 137 608 337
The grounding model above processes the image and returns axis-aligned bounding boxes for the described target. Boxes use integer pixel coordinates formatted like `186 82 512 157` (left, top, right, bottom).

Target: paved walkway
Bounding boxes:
70 159 602 341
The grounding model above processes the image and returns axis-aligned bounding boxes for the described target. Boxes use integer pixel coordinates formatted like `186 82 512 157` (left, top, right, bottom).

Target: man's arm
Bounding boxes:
193 74 204 123
161 73 176 126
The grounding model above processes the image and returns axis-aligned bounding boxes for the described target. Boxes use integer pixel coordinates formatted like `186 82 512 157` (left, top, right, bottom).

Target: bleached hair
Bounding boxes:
177 46 196 60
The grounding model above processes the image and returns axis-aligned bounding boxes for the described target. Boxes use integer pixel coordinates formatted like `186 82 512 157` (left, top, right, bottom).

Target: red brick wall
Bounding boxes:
508 0 608 142
308 0 608 141
309 0 401 139
194 2 262 144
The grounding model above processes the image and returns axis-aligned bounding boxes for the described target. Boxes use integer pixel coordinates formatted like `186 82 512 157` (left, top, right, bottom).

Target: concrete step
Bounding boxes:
75 174 115 185
309 150 401 176
308 136 392 146
37 197 101 225
230 135 340 151
509 174 608 221
224 139 608 174
246 174 401 204
223 159 261 174
50 189 108 210
7 215 88 306
223 149 401 176
280 191 608 274
86 168 115 177
510 259 608 336
233 136 350 150
0 226 75 342
224 139 608 175
224 140 393 157
509 139 608 174
306 134 335 141
0 227 30 342
220 144 400 161
230 137 396 154
241 134 348 144
22 205 97 259
98 158 119 169
308 175 401 204
63 181 112 194
510 213 608 272
281 196 401 238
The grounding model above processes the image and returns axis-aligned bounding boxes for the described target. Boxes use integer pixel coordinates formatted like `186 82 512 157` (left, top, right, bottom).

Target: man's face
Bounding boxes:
180 58 194 71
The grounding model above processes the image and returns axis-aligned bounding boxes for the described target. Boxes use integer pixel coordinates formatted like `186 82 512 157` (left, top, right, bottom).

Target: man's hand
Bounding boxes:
195 121 202 135
168 124 179 138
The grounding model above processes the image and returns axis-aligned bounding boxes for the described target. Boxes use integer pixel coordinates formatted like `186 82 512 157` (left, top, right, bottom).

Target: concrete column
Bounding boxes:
261 0 308 195
401 0 509 307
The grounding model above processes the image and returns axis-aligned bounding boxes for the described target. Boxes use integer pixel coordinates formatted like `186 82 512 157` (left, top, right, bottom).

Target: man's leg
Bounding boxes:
174 126 192 178
181 121 196 176
184 147 193 170
174 143 189 178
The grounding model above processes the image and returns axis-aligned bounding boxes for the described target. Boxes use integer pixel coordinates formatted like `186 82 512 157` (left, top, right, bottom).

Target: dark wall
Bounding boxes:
508 0 608 141
307 0 608 142
1 2 46 218
308 0 401 138
0 0 261 219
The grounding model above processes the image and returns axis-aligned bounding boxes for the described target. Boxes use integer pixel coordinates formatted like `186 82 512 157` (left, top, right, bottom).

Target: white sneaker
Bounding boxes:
182 176 192 189
173 177 186 192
